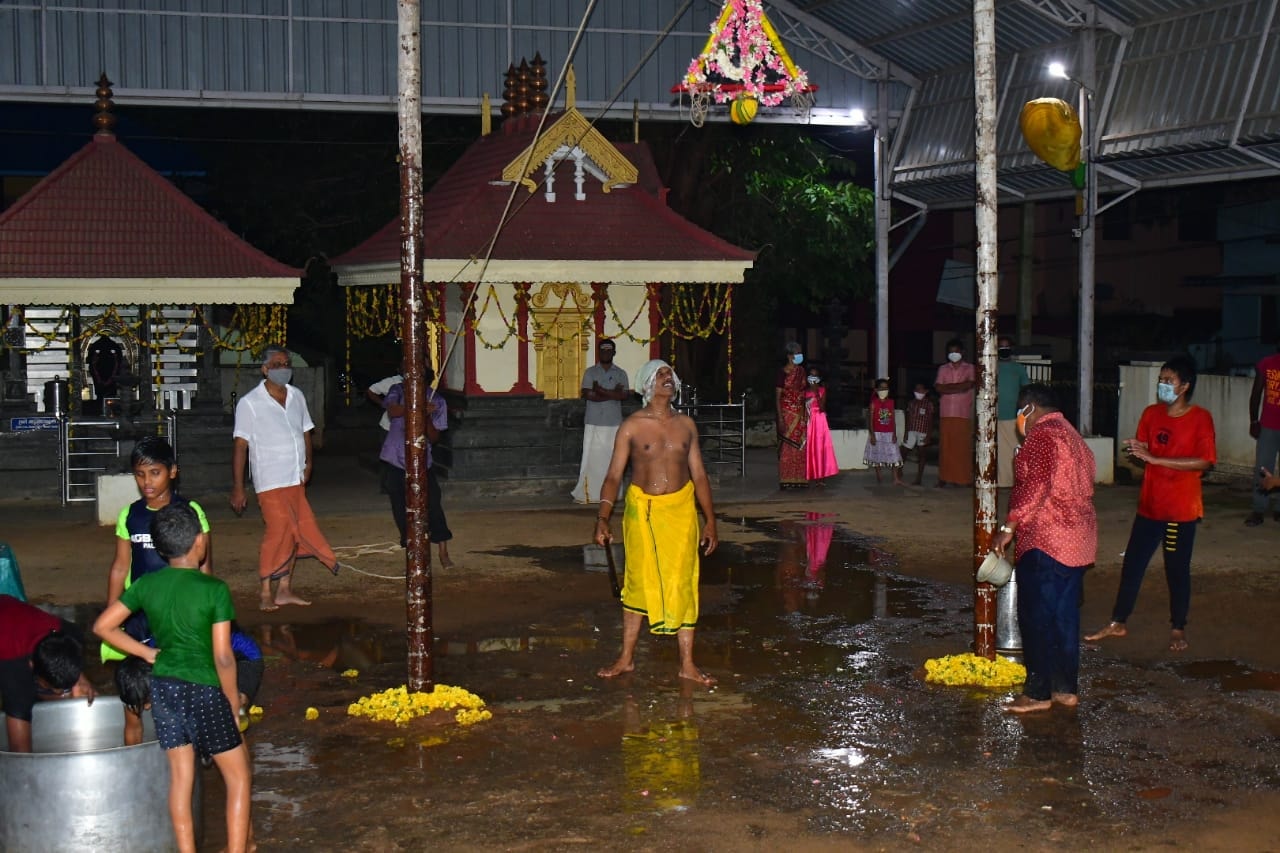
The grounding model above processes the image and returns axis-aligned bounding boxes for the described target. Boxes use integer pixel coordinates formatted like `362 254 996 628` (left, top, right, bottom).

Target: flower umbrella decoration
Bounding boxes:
673 0 817 127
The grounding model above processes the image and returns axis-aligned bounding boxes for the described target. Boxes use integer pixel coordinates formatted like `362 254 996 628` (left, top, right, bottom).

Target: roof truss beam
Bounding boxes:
1014 0 1134 38
766 0 921 87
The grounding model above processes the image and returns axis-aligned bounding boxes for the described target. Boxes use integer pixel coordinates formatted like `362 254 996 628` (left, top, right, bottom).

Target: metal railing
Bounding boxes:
59 412 178 505
675 402 746 477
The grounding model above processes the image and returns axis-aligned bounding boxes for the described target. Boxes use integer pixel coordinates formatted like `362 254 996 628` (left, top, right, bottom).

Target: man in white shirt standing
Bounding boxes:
572 338 630 505
231 346 338 611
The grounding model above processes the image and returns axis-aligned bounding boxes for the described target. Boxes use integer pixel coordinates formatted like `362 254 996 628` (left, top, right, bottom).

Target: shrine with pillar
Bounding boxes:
333 57 755 495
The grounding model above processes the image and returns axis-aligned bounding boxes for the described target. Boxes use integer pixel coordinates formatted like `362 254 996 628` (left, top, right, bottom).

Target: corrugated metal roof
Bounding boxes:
1 0 1277 205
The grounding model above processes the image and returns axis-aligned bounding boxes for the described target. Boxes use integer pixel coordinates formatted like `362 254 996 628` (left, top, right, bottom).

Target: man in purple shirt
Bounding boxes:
379 366 454 567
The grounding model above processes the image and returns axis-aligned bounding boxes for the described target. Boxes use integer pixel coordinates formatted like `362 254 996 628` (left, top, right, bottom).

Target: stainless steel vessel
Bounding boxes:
1 698 202 852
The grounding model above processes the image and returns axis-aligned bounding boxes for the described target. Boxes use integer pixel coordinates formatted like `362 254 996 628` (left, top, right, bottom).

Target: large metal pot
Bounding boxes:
1 698 202 852
42 376 69 417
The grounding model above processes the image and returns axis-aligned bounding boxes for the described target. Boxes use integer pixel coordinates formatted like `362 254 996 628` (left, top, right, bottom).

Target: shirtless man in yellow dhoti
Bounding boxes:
594 359 719 685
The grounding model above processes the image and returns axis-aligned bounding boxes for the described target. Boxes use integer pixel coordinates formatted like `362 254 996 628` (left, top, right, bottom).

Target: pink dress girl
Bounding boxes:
804 381 839 480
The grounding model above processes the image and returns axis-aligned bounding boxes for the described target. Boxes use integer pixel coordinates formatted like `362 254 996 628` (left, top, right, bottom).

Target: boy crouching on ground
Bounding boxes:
94 503 252 853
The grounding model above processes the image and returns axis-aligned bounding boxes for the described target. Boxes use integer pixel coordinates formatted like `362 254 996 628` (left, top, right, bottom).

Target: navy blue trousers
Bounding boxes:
1016 549 1087 701
1111 515 1196 630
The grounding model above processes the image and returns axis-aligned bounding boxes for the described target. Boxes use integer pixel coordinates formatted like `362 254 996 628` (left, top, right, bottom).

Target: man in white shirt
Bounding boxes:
231 346 337 611
572 338 630 504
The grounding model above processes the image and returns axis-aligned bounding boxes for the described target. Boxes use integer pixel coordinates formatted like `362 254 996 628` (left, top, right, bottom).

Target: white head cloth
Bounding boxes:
636 359 681 406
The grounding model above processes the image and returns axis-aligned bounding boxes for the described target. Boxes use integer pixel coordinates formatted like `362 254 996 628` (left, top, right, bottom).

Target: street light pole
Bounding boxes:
1076 83 1095 435
1076 26 1097 436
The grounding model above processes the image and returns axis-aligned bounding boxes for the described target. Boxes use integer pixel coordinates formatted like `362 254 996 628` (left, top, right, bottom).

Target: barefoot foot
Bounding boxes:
258 595 279 613
1051 692 1079 707
273 592 312 607
597 660 635 679
1084 621 1127 642
1004 695 1052 714
678 667 717 686
1168 630 1188 652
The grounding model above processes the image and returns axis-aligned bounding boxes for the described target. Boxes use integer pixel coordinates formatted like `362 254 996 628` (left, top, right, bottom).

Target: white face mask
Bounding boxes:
914 391 926 400
806 376 820 385
947 352 962 363
876 389 889 400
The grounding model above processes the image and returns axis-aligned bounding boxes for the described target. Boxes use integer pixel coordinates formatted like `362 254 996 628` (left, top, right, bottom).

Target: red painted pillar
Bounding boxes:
591 283 607 339
511 283 537 393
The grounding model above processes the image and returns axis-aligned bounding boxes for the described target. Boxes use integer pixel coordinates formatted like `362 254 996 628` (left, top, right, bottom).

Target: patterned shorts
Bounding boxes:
149 676 242 758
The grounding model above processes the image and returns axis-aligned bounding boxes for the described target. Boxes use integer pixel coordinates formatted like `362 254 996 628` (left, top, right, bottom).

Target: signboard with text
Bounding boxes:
9 417 59 432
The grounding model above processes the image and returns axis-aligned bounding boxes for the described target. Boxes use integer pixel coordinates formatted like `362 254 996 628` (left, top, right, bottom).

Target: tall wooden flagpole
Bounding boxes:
398 0 432 689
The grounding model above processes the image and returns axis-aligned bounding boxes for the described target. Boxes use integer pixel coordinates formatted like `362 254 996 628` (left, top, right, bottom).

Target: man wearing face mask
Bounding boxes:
1086 356 1216 653
231 345 338 612
991 384 1096 713
933 338 976 487
996 335 1029 489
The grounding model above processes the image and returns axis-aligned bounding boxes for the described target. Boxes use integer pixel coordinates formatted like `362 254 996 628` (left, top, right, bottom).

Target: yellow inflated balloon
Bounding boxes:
730 94 759 125
1019 98 1082 172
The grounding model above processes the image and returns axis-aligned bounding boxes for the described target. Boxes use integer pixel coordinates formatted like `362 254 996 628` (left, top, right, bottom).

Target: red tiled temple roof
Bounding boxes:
332 114 754 270
0 132 300 279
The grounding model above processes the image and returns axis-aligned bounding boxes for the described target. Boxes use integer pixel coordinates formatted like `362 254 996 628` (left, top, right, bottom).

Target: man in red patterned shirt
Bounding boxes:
991 384 1097 714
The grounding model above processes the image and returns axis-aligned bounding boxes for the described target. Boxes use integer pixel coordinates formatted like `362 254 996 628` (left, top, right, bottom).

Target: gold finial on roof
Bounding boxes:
566 65 576 111
481 93 492 136
530 52 549 113
93 72 116 137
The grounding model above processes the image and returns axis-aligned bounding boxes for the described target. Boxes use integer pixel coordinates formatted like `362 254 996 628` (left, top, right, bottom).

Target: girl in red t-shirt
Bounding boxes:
863 378 905 486
1086 356 1216 652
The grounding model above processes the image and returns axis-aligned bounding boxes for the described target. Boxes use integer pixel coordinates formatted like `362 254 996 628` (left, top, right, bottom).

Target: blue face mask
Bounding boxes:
1157 381 1177 404
792 353 804 365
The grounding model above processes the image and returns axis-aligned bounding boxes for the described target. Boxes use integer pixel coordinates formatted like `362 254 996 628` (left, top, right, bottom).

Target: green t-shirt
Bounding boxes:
118 567 235 687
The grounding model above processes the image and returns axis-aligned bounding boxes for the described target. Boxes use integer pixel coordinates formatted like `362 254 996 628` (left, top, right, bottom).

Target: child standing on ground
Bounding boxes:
901 382 937 485
804 367 839 482
103 436 211 662
864 378 905 485
94 504 252 853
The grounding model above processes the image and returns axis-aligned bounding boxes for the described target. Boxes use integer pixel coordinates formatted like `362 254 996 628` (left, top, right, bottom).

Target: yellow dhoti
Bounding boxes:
621 480 700 635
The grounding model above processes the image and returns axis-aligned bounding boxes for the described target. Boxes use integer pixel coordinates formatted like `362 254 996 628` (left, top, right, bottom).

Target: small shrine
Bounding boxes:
333 57 754 489
0 76 302 501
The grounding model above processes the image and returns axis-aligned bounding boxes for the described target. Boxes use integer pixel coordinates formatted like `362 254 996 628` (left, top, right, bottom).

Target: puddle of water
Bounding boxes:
1168 659 1280 691
57 510 1280 848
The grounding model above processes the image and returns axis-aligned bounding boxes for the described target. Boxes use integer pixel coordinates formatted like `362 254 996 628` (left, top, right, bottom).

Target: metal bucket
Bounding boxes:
995 573 1022 653
0 698 202 852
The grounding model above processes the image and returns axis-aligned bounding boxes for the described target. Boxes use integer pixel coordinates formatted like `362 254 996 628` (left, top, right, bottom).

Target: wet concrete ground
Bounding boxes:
225 511 1280 851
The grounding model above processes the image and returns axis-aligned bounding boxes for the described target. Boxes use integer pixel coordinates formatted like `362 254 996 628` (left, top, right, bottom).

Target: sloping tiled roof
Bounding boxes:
0 132 300 279
331 113 754 274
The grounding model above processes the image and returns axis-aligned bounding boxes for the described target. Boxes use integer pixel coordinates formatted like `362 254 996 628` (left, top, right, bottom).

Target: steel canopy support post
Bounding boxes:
1077 20 1097 437
398 0 432 691
874 79 890 379
972 0 999 660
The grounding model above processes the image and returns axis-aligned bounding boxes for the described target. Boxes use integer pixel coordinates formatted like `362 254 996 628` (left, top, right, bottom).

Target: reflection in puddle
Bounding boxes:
1168 659 1280 691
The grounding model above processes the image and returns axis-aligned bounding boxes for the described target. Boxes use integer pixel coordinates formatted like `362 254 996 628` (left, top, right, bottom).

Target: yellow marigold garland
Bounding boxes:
347 684 493 727
923 653 1026 688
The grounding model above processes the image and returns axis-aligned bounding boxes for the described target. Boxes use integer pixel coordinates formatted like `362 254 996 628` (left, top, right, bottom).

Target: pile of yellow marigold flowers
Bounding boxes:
924 653 1026 688
347 684 493 727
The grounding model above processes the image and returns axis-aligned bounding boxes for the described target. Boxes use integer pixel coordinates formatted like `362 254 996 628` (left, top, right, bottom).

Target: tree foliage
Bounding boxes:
709 132 876 312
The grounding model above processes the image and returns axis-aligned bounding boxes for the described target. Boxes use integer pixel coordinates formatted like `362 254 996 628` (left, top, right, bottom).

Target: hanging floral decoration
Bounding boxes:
673 0 816 126
344 282 735 349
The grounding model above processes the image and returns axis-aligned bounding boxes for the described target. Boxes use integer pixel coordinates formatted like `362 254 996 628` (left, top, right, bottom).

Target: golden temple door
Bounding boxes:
531 283 592 399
